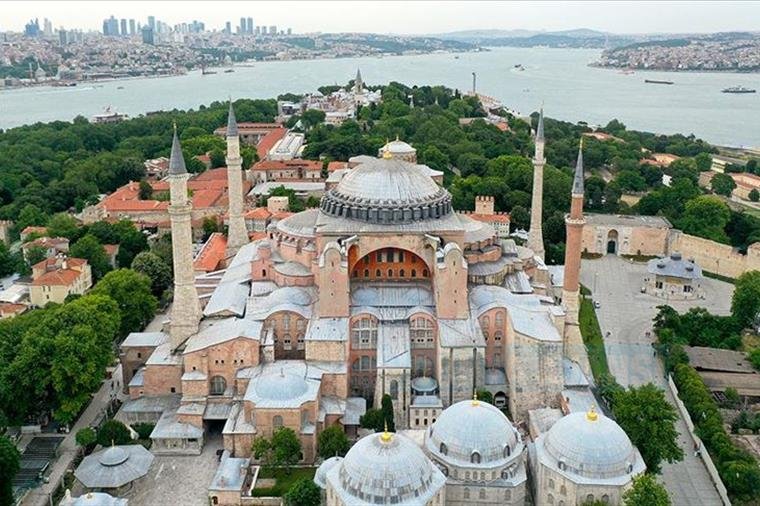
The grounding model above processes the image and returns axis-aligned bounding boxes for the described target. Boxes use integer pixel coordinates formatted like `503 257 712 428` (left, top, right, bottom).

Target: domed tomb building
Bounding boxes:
121 105 588 468
531 408 646 506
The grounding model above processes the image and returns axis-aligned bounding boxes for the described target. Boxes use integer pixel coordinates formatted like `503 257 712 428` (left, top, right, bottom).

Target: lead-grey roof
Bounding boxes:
315 456 343 489
210 451 248 491
647 252 702 279
326 432 446 506
572 142 584 195
504 270 533 293
538 411 646 483
151 408 204 439
183 317 262 353
243 360 322 408
305 317 348 342
121 331 168 348
246 286 315 321
584 213 671 228
226 101 238 137
145 342 182 366
438 317 485 348
168 128 187 175
60 492 128 506
426 400 522 468
469 285 562 342
74 445 154 489
563 359 590 388
351 283 434 308
376 323 411 369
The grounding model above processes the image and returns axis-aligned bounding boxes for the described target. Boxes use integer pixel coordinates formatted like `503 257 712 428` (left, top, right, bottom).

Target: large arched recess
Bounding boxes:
348 246 432 281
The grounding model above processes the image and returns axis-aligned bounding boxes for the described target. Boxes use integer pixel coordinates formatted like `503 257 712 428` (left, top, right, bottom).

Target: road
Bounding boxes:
21 364 127 506
580 254 732 506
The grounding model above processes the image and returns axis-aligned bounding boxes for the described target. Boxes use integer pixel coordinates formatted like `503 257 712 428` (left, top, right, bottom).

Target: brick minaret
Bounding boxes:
168 125 201 350
225 101 248 257
527 108 546 260
562 139 586 325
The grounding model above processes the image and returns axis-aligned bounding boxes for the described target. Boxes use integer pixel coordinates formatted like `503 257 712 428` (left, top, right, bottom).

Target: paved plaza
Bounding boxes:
581 254 732 506
124 436 222 506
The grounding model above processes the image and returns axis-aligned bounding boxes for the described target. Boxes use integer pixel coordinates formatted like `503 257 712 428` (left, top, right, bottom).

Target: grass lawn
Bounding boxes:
579 291 611 381
252 467 317 497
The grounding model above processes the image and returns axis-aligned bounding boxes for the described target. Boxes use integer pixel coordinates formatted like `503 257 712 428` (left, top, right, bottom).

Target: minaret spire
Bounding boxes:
168 124 201 350
562 138 586 326
527 107 546 260
225 100 248 256
354 68 363 94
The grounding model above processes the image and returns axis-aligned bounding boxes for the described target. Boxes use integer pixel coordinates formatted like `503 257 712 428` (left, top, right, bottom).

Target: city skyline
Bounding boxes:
3 1 760 35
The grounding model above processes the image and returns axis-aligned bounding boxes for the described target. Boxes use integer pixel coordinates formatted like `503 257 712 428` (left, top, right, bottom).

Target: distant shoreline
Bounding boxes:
588 62 760 74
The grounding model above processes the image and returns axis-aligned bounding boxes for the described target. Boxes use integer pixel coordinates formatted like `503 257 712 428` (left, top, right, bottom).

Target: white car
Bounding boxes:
593 301 601 309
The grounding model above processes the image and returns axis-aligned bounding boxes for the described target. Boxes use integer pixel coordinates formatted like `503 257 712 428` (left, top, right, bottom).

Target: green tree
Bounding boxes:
623 473 670 506
301 109 326 129
131 251 172 297
732 270 760 328
271 427 302 471
45 213 79 239
711 173 737 197
612 383 684 474
202 216 221 241
510 205 530 231
317 425 350 459
138 179 153 200
381 394 395 432
70 234 111 280
24 245 47 269
283 477 321 506
750 189 760 202
252 435 273 468
97 419 131 446
359 408 385 432
678 195 731 244
91 269 157 336
16 204 48 232
0 435 20 506
749 348 760 371
0 243 21 277
209 149 225 168
476 390 494 405
75 427 97 448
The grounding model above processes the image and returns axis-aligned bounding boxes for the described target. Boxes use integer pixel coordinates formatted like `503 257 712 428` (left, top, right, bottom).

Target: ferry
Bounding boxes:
722 86 756 94
92 106 128 124
644 79 674 85
223 69 235 73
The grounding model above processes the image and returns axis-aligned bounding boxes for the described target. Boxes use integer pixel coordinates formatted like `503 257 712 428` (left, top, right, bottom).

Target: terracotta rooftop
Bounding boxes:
0 302 27 316
103 244 119 256
245 208 272 220
21 226 47 236
256 128 288 160
194 232 227 272
467 213 511 224
249 231 268 241
23 236 69 249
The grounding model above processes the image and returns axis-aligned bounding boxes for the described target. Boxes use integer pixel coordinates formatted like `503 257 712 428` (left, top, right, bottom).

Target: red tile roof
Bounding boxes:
193 232 227 272
245 208 272 220
468 213 511 224
249 231 268 241
21 226 47 237
0 303 28 316
256 128 288 160
32 269 82 286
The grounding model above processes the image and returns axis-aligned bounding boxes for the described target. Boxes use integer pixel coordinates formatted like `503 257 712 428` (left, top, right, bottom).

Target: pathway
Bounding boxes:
580 254 732 506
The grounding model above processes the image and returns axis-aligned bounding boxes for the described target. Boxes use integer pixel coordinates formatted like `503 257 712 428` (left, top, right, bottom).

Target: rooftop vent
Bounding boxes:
670 252 682 261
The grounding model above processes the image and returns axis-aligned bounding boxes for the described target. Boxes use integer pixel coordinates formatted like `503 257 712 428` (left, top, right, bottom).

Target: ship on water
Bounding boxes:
722 85 756 94
644 79 674 85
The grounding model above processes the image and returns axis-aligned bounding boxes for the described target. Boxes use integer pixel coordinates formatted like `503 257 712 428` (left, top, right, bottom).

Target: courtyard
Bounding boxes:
581 254 733 506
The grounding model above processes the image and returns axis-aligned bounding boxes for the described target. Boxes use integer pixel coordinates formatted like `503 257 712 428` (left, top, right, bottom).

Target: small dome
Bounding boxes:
334 431 445 503
381 139 416 154
255 370 308 401
543 410 638 479
426 399 521 466
411 376 438 395
99 446 129 467
314 456 342 489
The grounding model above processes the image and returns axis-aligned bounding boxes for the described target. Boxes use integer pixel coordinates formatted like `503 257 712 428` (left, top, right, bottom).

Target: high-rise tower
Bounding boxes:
225 101 248 256
562 139 586 325
527 108 546 260
167 125 201 350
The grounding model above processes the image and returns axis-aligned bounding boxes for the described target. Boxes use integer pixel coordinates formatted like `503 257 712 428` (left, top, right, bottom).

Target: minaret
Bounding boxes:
527 108 546 260
167 125 201 350
562 139 586 325
354 68 363 94
225 101 248 256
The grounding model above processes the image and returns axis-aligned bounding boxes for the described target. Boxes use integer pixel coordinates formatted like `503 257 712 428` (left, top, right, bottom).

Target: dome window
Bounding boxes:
439 442 448 455
627 462 634 473
470 451 481 464
503 444 511 458
558 459 566 471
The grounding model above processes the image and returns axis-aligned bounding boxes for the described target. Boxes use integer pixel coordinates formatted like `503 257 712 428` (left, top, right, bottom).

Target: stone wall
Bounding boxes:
669 230 760 279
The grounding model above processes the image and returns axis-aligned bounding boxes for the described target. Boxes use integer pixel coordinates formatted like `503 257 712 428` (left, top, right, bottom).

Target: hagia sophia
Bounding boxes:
117 103 647 505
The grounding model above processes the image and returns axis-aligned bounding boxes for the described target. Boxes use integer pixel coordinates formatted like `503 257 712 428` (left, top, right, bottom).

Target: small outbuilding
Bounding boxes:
643 252 703 300
74 445 154 493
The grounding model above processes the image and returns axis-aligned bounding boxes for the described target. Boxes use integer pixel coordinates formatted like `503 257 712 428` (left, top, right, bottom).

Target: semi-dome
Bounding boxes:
314 456 343 489
380 139 416 154
426 399 521 466
542 408 640 479
328 431 446 505
320 157 452 224
254 370 309 401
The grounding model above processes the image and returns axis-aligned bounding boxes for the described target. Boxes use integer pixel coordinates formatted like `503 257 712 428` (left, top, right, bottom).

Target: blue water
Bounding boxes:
2 47 759 147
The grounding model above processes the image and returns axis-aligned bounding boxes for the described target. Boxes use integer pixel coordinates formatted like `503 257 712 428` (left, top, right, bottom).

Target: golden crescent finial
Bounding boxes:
586 405 598 422
380 420 392 442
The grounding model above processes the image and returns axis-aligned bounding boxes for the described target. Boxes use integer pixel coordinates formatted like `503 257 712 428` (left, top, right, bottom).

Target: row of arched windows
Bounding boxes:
352 268 430 279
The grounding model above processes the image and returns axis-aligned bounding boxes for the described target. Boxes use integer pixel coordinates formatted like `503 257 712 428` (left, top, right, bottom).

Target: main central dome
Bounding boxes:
320 157 452 224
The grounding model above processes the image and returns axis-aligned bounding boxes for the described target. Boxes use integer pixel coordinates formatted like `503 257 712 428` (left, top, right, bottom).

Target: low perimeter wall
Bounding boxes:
667 374 731 506
669 230 760 279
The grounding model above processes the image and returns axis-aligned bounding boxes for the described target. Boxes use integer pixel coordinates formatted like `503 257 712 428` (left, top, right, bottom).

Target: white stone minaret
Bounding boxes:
527 108 546 261
354 68 363 95
225 101 248 257
167 125 201 350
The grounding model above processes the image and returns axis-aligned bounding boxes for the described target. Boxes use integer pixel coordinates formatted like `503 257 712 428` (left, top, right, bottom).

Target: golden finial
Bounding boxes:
380 420 392 443
382 149 393 160
472 391 480 406
586 405 598 422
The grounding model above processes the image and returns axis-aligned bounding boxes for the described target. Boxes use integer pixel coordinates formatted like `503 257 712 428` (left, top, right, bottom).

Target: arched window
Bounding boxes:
375 269 381 277
439 442 448 455
495 310 505 327
586 494 595 503
503 444 511 458
549 479 555 489
351 317 378 349
262 269 267 277
494 330 503 342
479 489 486 500
422 269 429 277
390 380 399 400
399 269 405 277
463 488 470 499
273 415 283 427
387 268 393 277
560 485 567 495
210 375 226 395
481 315 490 328
283 334 292 350
411 269 417 278
351 359 360 371
364 269 369 277
471 451 481 464
558 460 566 471
602 495 610 504
410 317 435 348
547 494 554 504
398 251 404 262
360 356 370 370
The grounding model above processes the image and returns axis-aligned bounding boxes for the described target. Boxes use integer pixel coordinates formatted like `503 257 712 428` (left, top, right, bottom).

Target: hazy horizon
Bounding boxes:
3 1 760 36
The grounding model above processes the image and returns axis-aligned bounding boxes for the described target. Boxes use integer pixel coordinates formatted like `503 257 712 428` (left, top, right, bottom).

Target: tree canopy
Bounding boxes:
622 473 671 506
91 269 157 337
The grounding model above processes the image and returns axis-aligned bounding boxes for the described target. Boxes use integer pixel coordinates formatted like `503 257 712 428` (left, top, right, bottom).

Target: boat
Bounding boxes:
223 69 235 73
116 86 124 90
722 86 756 94
92 106 128 124
644 79 674 85
514 64 525 71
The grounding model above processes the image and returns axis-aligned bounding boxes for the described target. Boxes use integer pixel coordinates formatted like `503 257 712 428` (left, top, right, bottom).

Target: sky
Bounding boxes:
3 1 760 35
